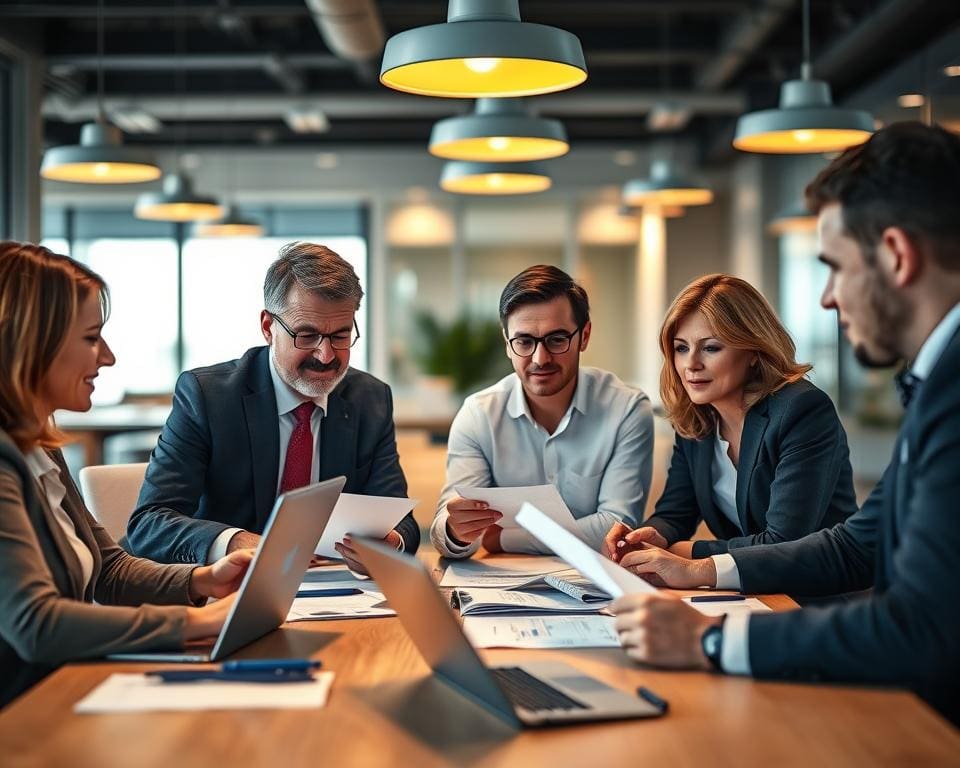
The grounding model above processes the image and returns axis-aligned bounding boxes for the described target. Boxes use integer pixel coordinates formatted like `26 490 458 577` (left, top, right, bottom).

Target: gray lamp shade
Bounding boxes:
734 79 874 154
380 0 586 98
135 173 226 222
622 159 713 207
429 98 568 161
41 122 162 184
440 160 551 195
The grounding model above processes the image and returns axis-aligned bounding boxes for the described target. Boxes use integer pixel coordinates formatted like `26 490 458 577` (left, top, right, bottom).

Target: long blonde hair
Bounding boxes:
0 242 108 451
660 274 811 439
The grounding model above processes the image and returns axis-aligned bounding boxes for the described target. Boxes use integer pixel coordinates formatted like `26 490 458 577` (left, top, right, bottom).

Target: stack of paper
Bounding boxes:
438 555 572 588
463 616 619 649
75 672 335 713
453 587 609 616
285 565 395 622
682 596 773 617
512 570 612 603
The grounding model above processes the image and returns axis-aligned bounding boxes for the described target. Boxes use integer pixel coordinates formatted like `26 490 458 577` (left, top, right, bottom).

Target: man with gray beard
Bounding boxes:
125 242 417 571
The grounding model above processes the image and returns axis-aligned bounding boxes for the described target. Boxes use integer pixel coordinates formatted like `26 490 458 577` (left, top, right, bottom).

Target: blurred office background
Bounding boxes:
1 0 958 528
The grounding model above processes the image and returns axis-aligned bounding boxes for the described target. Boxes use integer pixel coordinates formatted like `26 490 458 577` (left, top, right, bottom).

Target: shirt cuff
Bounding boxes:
395 533 405 552
720 613 752 675
711 554 742 590
207 527 243 564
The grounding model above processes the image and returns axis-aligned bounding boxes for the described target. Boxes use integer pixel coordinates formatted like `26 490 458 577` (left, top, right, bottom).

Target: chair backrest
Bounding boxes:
78 463 149 541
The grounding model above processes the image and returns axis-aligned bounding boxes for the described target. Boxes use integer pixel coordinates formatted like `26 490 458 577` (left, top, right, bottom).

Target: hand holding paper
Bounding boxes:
315 494 417 558
454 485 580 535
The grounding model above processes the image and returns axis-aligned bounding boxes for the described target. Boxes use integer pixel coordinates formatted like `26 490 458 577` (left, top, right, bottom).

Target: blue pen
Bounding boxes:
296 587 364 598
689 595 747 603
636 686 669 713
222 658 322 673
149 670 314 684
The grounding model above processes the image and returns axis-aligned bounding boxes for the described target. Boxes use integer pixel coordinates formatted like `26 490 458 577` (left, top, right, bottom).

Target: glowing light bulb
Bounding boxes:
792 130 815 143
93 163 111 177
487 174 504 188
465 58 499 74
487 137 511 151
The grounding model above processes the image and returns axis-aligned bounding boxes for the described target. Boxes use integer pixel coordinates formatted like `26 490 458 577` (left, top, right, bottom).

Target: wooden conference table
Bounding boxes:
0 555 957 768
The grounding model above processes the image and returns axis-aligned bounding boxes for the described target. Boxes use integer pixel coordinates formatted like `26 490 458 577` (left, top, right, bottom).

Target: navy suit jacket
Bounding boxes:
646 380 857 556
125 346 418 563
731 328 960 726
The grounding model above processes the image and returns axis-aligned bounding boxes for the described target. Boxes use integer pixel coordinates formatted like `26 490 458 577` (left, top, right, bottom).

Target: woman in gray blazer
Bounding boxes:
604 274 856 566
0 242 252 706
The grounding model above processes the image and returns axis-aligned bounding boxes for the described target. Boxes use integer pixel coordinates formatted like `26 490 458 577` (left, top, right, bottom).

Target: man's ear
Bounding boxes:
879 226 922 288
260 310 274 344
579 320 592 352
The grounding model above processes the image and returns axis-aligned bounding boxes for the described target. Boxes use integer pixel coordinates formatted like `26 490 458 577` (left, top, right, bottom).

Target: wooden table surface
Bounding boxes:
1 561 957 768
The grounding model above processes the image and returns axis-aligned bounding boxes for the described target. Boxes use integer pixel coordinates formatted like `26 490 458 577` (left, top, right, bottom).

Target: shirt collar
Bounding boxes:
910 302 960 382
23 447 58 481
506 369 587 422
268 350 328 417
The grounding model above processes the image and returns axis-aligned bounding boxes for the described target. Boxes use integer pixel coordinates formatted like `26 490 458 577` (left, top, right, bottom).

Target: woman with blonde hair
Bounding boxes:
603 274 856 577
0 242 252 706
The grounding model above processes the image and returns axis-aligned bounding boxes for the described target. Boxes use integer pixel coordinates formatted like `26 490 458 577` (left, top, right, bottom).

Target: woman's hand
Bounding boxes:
619 544 717 589
184 593 238 641
188 549 255 601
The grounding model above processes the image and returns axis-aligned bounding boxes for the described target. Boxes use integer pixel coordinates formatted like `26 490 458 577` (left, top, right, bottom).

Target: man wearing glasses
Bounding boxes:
430 264 654 557
126 242 417 570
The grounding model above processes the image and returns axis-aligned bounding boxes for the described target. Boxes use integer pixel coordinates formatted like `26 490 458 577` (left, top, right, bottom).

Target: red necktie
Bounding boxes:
280 401 315 494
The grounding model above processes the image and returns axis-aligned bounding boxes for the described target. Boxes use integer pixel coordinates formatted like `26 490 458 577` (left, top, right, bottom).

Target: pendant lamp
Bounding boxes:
767 204 817 236
135 173 226 222
194 206 265 237
41 0 160 183
622 159 713 208
733 0 873 154
430 97 568 161
440 160 551 195
381 0 586 99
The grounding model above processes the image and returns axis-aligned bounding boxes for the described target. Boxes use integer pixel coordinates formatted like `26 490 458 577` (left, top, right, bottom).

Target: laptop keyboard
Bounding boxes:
491 667 590 712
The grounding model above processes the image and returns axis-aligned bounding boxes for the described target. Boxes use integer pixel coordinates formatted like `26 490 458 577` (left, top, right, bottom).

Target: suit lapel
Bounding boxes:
244 352 281 530
320 393 357 488
736 399 769 535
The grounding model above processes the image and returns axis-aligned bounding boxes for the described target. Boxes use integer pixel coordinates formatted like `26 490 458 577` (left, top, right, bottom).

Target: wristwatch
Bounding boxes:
700 616 727 671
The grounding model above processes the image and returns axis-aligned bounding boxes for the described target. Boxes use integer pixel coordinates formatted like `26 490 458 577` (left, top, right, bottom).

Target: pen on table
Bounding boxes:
636 686 669 713
296 587 363 598
149 670 315 684
688 595 747 603
222 659 322 673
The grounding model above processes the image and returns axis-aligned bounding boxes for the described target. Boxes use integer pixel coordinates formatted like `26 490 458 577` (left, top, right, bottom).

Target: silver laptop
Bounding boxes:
111 476 346 663
353 538 663 727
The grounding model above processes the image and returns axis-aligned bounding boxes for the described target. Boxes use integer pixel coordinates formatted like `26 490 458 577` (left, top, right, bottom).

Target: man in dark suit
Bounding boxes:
608 122 960 725
125 242 419 571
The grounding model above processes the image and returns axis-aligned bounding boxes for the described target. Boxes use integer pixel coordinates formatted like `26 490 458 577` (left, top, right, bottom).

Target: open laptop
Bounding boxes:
110 476 346 663
352 538 663 727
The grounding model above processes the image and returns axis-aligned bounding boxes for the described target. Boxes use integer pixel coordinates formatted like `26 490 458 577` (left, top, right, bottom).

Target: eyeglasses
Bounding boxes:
507 326 583 357
269 312 360 350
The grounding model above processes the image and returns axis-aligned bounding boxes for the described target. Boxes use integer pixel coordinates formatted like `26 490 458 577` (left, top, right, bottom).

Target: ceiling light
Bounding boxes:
380 0 586 99
284 107 330 134
194 206 265 238
135 172 226 222
732 0 873 154
646 101 692 133
429 97 568 161
767 204 817 236
41 122 162 183
622 159 713 208
440 160 551 195
944 65 960 77
897 93 925 108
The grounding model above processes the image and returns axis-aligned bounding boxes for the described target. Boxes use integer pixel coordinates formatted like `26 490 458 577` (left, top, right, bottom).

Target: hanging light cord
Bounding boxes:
801 0 811 80
96 0 105 122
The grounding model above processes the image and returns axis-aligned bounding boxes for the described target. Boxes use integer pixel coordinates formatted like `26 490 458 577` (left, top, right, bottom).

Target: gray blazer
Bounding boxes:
0 431 194 707
126 346 418 563
731 328 960 726
646 380 857 556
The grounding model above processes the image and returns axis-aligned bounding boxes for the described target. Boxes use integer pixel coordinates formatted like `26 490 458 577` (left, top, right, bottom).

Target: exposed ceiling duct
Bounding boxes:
304 0 385 62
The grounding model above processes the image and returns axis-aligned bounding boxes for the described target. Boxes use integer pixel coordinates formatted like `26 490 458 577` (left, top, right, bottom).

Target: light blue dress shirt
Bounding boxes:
430 367 654 558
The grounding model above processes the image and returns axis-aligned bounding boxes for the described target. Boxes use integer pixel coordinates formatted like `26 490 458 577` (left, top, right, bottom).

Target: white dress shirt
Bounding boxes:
430 367 654 557
712 301 960 675
206 351 328 563
712 429 741 532
25 448 95 594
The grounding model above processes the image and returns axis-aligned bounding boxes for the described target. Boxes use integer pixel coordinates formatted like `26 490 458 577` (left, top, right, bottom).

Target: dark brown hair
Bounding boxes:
498 265 590 333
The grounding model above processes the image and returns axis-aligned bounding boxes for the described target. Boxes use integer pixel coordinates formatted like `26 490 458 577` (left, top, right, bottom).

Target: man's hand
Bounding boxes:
619 544 717 588
445 497 503 545
334 530 402 575
610 593 721 670
602 523 668 563
481 525 503 553
189 549 255 601
226 530 261 554
668 540 695 559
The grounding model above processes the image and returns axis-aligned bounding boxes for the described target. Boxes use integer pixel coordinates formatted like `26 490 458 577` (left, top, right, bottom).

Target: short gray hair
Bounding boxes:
263 241 364 312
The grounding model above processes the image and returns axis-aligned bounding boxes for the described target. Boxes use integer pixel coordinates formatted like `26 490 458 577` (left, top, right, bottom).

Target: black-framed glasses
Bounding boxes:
507 326 583 357
269 312 360 350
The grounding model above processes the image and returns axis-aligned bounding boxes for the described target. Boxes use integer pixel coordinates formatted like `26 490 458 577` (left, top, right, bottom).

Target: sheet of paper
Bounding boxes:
314 494 418 557
74 672 335 713
682 596 773 617
287 590 395 621
515 502 657 599
463 615 619 649
454 587 608 616
453 484 580 534
438 554 572 588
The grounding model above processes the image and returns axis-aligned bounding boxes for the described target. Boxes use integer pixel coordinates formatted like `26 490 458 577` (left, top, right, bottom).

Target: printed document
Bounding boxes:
438 554 572 588
314 494 418 557
453 587 609 616
454 484 580 535
682 596 773 617
463 615 619 649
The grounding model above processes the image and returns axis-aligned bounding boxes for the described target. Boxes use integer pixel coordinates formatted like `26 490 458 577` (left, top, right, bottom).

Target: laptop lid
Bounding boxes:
210 475 346 660
352 538 521 727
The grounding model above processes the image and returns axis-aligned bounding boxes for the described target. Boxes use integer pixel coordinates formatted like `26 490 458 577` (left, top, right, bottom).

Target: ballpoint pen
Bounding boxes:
688 595 747 603
296 587 364 598
148 670 315 684
222 659 322 672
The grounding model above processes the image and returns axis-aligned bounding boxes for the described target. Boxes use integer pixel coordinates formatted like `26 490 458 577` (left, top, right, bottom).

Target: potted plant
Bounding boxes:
413 311 512 396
